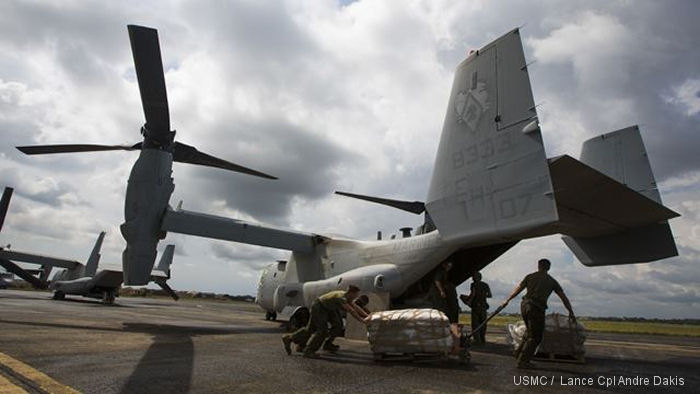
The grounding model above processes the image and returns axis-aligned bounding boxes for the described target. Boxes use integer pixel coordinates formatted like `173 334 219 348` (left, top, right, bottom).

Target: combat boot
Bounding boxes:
282 336 292 355
323 342 340 353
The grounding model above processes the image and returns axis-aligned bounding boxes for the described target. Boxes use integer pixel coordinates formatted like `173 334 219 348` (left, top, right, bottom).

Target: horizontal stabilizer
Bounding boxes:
161 209 322 253
335 191 425 214
563 223 677 266
557 125 678 265
548 155 678 237
0 250 81 270
155 280 179 301
0 258 49 289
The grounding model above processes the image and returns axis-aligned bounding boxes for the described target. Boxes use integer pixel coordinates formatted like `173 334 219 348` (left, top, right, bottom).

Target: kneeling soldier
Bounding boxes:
282 285 369 358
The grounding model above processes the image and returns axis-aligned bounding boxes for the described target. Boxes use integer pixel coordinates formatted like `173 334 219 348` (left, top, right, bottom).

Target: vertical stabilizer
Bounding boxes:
0 187 14 232
579 125 661 202
84 232 106 277
426 29 557 244
155 244 175 276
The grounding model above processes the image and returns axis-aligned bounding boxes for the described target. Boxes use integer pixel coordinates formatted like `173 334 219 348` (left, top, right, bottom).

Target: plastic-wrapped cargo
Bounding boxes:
506 313 586 357
366 308 454 355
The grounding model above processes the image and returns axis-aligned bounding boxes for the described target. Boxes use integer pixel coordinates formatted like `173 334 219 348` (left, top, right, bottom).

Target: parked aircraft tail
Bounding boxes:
151 244 178 300
557 126 678 265
0 187 13 232
154 244 174 276
424 29 679 266
425 29 558 245
84 232 106 277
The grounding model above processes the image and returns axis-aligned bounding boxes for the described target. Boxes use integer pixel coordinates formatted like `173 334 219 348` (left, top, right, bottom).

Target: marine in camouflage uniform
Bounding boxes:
429 261 459 324
282 286 368 358
502 259 576 369
292 295 371 353
464 272 491 344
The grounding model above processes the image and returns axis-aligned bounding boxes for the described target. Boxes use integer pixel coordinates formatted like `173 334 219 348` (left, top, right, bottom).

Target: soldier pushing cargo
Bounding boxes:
429 261 459 324
463 272 491 344
282 285 369 358
502 259 576 369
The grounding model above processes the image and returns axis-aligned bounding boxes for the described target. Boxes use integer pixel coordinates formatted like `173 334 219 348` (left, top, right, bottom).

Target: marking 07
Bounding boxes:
498 194 532 219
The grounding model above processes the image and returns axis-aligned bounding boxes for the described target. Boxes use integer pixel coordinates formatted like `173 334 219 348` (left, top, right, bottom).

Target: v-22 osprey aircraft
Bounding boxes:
16 27 679 326
0 187 178 304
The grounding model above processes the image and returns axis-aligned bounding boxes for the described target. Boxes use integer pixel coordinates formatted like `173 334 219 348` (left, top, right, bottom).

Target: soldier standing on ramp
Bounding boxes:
429 261 459 325
501 259 576 369
463 272 492 345
282 285 368 358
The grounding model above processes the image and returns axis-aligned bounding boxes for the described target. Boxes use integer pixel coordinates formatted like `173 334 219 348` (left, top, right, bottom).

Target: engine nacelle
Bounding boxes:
121 149 174 285
302 264 402 306
255 262 282 311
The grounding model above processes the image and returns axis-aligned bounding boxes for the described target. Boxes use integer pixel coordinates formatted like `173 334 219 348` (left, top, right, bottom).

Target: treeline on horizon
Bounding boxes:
495 312 700 325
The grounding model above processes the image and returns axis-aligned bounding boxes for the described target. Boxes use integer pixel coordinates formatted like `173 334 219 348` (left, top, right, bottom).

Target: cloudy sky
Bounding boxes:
0 0 698 318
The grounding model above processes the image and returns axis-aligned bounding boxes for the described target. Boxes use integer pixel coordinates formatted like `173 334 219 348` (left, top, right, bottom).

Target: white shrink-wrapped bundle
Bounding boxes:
506 313 586 357
539 313 586 356
366 308 453 355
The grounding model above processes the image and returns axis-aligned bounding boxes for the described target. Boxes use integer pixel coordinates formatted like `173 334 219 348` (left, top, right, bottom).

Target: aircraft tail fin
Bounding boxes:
0 187 13 233
154 244 175 277
152 245 177 300
84 232 106 277
559 126 678 265
426 29 557 244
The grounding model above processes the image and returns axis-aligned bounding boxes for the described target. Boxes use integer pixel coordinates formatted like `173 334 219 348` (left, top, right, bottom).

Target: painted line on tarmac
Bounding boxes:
0 352 79 394
0 371 28 394
587 339 700 354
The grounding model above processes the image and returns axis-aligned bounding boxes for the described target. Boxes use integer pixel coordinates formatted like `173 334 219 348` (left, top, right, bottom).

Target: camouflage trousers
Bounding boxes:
471 308 488 344
516 301 545 365
289 301 343 353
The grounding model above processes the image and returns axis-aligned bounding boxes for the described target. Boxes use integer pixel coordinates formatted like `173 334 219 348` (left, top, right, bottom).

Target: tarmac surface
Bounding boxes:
0 289 698 393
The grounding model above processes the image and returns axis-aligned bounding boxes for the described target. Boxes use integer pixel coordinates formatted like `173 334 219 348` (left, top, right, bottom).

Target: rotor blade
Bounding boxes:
173 142 278 180
335 191 425 214
156 279 179 301
0 187 13 233
128 25 170 137
16 143 141 155
0 258 49 289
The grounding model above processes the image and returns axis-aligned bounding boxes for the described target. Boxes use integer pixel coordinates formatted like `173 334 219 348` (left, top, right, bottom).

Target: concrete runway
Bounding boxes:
0 290 697 393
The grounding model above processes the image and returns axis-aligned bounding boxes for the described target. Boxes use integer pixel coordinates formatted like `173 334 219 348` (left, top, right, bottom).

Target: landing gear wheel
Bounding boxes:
52 291 65 300
265 311 277 321
103 291 116 305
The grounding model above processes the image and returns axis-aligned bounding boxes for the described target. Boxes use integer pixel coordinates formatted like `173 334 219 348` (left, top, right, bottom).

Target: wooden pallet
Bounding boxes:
534 352 585 364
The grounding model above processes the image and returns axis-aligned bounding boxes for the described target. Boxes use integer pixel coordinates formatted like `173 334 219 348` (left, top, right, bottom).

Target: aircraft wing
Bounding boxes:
161 209 323 253
0 250 81 270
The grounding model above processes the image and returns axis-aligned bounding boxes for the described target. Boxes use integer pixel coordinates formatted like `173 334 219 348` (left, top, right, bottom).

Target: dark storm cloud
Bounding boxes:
210 242 281 271
0 1 130 73
182 0 317 70
188 117 359 225
0 167 87 207
523 1 700 181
